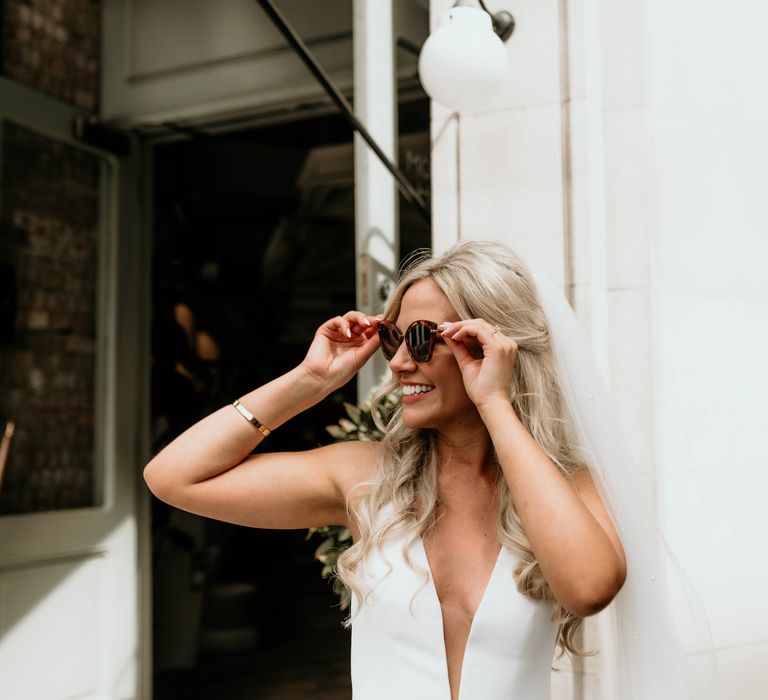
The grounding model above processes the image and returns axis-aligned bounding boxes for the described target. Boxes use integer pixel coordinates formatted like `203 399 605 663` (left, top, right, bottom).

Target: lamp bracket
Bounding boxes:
460 0 516 43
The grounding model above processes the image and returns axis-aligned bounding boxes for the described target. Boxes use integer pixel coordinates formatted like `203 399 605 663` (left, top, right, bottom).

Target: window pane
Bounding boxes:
0 122 102 514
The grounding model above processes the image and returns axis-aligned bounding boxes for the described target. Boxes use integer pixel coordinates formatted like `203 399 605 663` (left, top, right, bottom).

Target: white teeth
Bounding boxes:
402 384 435 396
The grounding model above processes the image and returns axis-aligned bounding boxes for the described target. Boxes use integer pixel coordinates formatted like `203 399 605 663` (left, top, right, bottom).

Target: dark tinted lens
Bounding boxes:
378 322 402 360
406 321 434 362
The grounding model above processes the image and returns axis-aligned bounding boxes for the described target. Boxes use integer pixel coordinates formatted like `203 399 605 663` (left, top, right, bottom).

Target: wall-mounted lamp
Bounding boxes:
418 0 515 112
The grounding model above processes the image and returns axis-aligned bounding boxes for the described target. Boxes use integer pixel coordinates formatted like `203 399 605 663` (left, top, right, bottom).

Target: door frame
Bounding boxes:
0 76 151 699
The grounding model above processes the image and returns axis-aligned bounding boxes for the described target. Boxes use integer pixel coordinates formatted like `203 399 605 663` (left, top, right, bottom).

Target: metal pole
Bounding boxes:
255 0 431 226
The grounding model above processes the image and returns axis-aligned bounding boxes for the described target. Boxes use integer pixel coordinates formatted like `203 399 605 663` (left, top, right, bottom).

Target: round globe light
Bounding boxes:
418 6 508 112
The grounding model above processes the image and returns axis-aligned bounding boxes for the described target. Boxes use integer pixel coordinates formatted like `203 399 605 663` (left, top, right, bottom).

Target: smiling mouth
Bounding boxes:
402 384 436 396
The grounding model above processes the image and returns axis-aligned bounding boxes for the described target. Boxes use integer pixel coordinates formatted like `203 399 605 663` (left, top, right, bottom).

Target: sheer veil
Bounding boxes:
531 272 724 699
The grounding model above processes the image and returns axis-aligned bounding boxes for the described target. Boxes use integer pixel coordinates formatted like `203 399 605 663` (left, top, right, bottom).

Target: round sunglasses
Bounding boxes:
377 319 445 363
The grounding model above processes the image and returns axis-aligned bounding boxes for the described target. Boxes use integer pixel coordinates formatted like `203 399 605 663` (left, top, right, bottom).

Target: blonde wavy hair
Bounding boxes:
334 239 592 658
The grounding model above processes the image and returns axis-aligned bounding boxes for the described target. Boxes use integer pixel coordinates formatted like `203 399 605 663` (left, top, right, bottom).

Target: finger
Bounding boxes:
447 321 498 345
363 327 381 348
325 315 354 339
445 332 484 360
444 323 480 343
335 316 352 338
344 310 374 329
440 320 478 338
350 318 383 338
320 315 343 333
443 332 474 365
355 326 382 362
346 319 384 343
442 322 486 359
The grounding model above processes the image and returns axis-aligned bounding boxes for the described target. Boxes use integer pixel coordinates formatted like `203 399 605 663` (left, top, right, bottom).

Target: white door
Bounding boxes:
0 77 147 699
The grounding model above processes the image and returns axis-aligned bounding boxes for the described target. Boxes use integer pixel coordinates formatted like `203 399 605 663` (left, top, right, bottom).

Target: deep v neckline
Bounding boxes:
418 536 505 700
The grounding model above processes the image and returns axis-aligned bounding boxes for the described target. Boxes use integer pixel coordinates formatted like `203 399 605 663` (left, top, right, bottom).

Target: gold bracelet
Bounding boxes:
232 400 271 437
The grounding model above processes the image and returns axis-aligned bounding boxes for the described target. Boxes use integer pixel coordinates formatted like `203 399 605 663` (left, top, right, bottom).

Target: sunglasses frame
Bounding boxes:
378 319 444 363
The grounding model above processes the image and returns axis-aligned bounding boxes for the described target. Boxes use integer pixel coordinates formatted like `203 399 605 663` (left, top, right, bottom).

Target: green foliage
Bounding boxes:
305 524 353 610
306 392 398 610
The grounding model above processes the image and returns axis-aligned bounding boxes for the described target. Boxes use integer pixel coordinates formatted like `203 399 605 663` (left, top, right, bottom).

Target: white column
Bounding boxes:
353 0 399 403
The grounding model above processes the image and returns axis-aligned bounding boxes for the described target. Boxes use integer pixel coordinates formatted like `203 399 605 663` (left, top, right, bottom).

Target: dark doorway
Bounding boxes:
149 99 430 699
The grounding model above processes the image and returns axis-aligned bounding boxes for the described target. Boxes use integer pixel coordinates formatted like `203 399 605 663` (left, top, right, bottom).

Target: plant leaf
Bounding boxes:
326 425 347 440
344 402 362 423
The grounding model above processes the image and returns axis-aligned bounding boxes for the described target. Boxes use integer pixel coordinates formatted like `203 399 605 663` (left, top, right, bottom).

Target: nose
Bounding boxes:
388 338 417 374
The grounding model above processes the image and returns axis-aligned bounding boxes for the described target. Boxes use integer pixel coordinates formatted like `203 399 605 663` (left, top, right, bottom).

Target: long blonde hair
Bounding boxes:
335 239 591 657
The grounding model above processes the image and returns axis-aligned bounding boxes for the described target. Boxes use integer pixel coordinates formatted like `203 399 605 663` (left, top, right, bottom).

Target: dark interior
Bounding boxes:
150 98 430 698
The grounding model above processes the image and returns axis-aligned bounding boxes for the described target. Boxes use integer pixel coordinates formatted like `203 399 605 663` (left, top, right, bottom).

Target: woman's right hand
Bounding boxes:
300 311 381 393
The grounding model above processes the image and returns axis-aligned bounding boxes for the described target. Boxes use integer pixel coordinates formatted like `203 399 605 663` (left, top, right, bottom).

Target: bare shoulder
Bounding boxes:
322 439 381 502
319 440 381 540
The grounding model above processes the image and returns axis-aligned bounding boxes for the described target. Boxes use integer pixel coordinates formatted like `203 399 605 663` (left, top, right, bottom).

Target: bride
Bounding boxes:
145 239 715 699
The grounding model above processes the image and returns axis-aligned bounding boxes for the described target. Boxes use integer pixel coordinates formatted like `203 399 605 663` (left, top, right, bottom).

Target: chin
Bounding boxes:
400 400 481 433
400 405 454 432
400 405 434 431
401 413 430 431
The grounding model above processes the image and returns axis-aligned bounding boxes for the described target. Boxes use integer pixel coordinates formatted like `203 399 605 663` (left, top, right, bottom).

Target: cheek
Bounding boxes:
433 356 469 397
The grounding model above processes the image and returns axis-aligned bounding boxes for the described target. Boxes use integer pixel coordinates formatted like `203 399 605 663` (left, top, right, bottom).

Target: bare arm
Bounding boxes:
442 319 627 618
481 401 627 617
144 311 382 530
147 436 380 530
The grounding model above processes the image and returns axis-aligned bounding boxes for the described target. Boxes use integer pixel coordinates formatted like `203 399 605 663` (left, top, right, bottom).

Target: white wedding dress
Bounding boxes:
350 504 558 700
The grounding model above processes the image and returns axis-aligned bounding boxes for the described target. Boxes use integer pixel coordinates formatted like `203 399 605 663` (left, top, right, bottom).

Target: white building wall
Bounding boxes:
644 1 768 697
429 0 767 697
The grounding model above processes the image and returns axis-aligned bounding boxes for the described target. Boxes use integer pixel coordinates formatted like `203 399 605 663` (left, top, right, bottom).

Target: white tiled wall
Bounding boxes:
599 0 645 110
653 120 768 299
567 98 608 291
430 112 460 254
602 108 651 290
641 0 768 696
429 0 765 696
655 291 768 472
606 289 656 474
644 0 768 129
457 104 565 271
715 642 768 700
660 466 768 649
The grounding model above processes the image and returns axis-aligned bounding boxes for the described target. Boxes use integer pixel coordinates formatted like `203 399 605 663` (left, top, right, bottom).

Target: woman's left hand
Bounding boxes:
440 320 518 410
